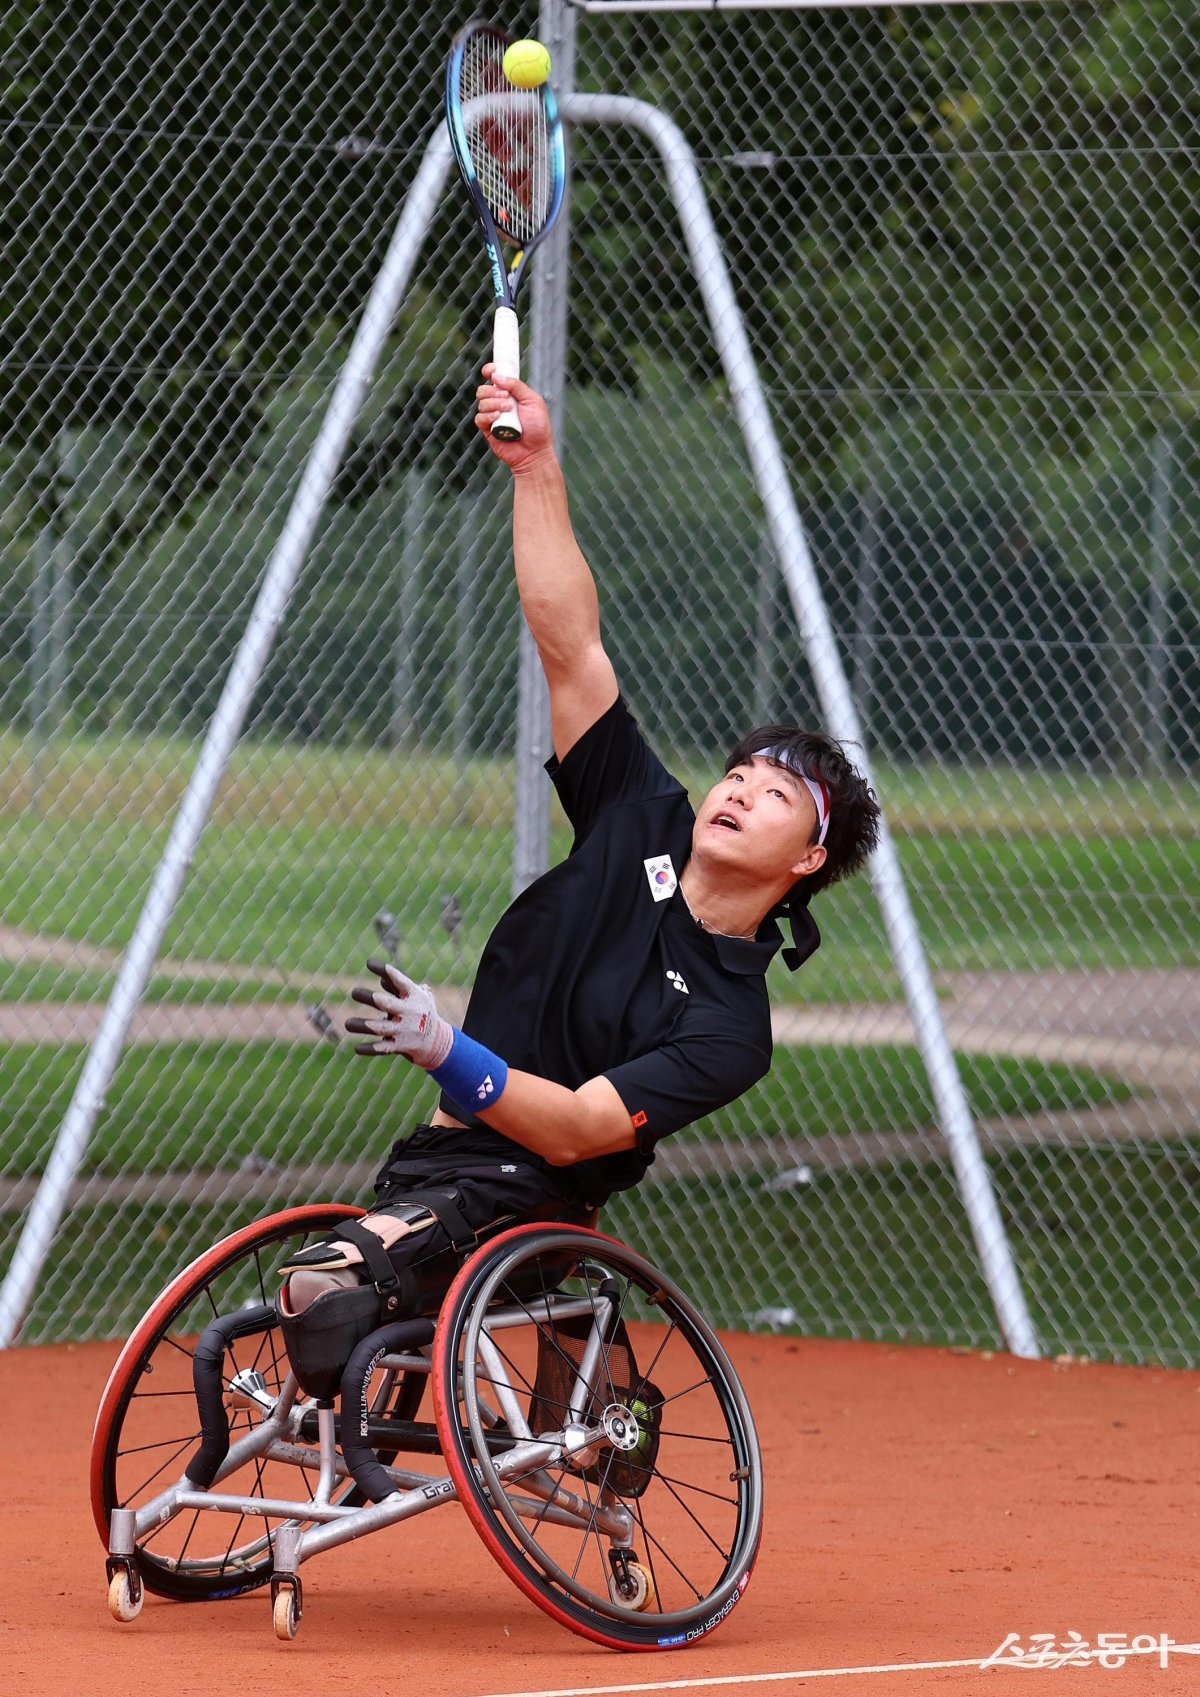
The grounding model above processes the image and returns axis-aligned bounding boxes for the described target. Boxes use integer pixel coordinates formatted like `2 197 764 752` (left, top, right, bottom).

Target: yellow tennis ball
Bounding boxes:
502 39 551 89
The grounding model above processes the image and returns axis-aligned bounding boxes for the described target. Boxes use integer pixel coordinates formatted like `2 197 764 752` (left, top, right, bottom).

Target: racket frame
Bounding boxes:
445 22 566 440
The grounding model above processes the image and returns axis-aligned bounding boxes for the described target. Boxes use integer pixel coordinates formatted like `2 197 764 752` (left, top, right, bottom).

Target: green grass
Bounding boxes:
0 1038 1132 1180
2 808 1193 1000
11 1141 1199 1362
606 1141 1200 1367
0 1039 428 1178
0 960 302 1004
2 729 1197 1001
677 1042 1129 1147
821 829 1200 978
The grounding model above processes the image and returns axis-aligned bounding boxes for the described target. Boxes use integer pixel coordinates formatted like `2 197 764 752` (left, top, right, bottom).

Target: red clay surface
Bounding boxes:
4 1333 1199 1696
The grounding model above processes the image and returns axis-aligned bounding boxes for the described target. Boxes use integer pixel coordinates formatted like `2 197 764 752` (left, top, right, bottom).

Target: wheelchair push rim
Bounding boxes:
90 1203 363 1600
432 1222 763 1651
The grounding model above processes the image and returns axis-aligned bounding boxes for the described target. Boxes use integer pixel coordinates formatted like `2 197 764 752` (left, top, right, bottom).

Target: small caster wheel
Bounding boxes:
271 1576 303 1641
108 1565 143 1623
608 1557 656 1612
273 1588 299 1641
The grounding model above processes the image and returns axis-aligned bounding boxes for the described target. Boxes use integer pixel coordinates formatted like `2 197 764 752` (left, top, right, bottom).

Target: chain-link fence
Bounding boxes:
1 1 1196 1361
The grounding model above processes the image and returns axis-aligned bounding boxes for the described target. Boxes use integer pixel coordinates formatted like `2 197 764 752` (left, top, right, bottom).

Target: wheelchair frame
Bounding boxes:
92 1208 763 1651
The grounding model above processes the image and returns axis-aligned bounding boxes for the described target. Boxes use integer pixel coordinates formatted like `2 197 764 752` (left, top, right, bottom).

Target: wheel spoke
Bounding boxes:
633 1511 706 1601
118 1430 199 1499
567 1467 611 1594
581 1263 634 1409
173 1506 203 1567
643 1469 738 1507
116 1432 201 1459
629 1315 678 1396
437 1229 760 1646
97 1208 356 1601
161 1333 198 1363
654 1425 733 1444
656 1470 733 1559
632 1492 665 1613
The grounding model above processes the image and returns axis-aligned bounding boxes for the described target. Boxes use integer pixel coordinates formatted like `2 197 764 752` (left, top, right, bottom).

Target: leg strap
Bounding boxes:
326 1219 420 1320
328 1219 404 1291
396 1186 479 1256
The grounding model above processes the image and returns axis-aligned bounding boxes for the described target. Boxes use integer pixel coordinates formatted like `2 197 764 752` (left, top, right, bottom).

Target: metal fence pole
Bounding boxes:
391 465 430 747
511 0 577 899
561 90 1040 1360
852 425 883 752
0 125 458 1348
453 473 489 767
1146 429 1173 773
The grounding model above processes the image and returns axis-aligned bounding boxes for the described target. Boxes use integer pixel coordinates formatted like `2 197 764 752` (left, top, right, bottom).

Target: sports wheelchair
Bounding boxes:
91 1205 763 1651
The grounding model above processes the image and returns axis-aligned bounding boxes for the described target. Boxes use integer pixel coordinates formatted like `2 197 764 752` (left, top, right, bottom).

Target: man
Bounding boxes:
276 370 880 1371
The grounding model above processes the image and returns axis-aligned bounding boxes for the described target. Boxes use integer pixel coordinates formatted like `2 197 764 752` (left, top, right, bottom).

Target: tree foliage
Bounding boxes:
0 2 1196 763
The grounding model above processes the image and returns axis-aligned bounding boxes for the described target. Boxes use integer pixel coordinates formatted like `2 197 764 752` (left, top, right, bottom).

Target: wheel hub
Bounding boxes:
601 1402 639 1452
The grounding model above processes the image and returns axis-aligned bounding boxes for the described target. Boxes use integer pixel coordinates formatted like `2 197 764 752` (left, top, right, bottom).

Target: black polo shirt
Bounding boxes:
428 693 819 1202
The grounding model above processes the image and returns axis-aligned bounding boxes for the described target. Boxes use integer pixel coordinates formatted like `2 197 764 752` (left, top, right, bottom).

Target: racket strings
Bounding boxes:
461 34 550 247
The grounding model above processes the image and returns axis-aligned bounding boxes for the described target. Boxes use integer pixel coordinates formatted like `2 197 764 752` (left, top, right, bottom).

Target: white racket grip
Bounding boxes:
490 305 522 440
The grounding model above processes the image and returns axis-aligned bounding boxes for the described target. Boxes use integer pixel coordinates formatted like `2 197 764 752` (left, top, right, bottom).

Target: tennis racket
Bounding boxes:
445 22 566 441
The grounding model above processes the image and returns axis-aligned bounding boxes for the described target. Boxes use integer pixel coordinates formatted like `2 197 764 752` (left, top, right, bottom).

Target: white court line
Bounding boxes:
476 1641 1200 1697
475 1661 984 1697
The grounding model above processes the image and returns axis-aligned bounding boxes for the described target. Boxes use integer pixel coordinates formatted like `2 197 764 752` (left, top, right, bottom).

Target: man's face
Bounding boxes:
691 755 826 888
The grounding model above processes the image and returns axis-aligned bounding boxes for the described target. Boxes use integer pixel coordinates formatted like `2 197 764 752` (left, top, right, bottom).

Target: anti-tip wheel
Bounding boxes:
107 1567 143 1623
272 1587 300 1641
609 1560 656 1612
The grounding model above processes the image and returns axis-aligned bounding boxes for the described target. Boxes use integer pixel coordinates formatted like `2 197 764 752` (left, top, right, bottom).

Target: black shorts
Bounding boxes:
369 1123 595 1297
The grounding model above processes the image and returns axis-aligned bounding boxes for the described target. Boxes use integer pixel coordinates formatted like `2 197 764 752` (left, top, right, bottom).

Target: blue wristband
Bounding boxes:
429 1027 509 1114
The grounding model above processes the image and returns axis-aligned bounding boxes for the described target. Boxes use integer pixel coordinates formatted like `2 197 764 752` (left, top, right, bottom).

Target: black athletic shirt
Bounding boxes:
419 694 818 1204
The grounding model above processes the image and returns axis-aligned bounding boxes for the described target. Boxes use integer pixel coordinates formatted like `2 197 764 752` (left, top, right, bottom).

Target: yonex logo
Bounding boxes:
666 969 689 994
477 1074 495 1100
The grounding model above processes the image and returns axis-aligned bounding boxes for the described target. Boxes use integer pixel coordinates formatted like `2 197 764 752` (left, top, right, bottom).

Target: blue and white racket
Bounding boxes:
445 22 566 440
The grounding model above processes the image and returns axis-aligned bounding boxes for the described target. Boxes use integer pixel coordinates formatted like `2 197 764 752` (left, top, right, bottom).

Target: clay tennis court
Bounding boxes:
6 1330 1198 1695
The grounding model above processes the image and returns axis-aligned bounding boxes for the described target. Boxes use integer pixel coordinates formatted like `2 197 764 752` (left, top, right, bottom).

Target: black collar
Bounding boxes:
710 917 787 976
668 896 820 976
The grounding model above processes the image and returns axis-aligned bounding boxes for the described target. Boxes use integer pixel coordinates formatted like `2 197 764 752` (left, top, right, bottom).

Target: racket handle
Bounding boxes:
490 305 522 441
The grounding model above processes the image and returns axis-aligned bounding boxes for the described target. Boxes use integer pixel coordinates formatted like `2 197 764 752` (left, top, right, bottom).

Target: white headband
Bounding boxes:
753 747 831 846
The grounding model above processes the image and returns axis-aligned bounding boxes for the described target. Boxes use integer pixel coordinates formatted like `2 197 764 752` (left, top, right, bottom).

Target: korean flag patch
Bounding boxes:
644 853 678 903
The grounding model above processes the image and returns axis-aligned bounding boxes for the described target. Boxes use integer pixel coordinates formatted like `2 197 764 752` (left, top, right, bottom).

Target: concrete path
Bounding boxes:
773 968 1200 1091
1 955 1194 1089
1 925 1196 1212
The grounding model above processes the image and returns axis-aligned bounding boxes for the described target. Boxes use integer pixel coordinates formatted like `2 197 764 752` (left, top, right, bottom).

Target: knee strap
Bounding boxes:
324 1219 419 1320
396 1186 479 1256
331 1220 406 1289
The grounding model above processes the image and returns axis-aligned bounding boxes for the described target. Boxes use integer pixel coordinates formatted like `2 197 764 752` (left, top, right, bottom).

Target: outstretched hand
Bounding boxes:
474 366 555 471
345 959 454 1066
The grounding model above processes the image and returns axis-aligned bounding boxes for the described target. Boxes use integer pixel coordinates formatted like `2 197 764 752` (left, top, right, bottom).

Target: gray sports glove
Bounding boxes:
345 959 455 1066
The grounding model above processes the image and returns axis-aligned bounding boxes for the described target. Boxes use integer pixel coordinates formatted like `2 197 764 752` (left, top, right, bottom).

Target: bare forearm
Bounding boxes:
511 455 602 664
475 1068 635 1164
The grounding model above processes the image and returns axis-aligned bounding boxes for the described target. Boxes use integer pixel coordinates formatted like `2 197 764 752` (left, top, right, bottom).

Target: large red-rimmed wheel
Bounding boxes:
91 1204 363 1601
432 1222 763 1650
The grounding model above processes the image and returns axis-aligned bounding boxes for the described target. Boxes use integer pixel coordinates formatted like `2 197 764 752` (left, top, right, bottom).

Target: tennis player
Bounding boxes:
277 371 881 1369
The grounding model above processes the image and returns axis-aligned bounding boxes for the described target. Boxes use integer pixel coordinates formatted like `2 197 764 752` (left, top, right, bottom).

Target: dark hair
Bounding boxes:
724 723 881 899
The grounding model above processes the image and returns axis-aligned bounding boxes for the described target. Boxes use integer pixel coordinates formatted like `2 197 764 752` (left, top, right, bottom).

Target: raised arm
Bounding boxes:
475 367 618 759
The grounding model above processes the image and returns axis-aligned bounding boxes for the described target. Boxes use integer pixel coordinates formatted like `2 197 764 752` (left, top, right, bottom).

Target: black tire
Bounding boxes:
432 1223 763 1650
91 1204 396 1601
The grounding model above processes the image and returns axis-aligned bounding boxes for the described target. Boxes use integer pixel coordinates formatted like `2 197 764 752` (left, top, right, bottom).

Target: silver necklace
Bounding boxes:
679 886 757 942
